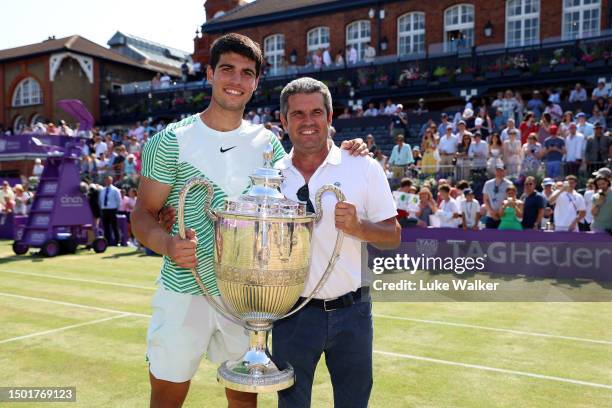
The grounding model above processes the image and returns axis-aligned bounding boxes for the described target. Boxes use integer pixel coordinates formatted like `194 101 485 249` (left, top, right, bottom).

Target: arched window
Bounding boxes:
563 0 600 40
444 4 474 52
12 78 43 107
30 114 44 127
264 34 285 75
307 27 330 52
397 12 426 56
346 20 371 61
13 115 27 134
506 0 540 47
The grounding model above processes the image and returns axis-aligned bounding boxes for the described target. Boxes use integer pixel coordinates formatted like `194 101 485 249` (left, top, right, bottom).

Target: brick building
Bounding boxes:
194 0 611 71
0 35 167 133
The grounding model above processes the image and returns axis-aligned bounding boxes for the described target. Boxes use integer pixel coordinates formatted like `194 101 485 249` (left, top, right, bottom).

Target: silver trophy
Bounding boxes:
177 144 344 393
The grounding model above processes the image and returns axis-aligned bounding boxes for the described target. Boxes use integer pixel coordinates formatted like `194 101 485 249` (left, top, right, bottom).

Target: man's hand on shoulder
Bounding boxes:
340 138 369 157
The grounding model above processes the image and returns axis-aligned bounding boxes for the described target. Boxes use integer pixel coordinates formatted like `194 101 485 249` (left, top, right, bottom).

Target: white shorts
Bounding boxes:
146 285 248 383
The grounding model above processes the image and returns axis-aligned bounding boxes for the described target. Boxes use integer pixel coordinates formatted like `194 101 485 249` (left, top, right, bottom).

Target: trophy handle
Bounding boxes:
177 177 244 326
281 184 345 319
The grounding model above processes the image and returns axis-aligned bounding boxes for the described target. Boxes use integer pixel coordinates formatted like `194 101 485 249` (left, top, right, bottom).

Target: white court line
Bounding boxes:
374 350 612 390
0 292 150 318
1 291 610 390
0 269 155 291
0 314 131 344
374 314 612 346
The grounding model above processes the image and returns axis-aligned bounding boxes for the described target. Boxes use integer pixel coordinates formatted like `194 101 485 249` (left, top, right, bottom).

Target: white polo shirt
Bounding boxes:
276 144 397 299
553 191 586 231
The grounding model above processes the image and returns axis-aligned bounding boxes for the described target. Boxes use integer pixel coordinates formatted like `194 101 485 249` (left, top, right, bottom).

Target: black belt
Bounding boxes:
300 287 369 312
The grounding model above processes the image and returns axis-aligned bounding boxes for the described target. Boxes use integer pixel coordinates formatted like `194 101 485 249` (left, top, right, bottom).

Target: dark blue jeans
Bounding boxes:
272 300 373 408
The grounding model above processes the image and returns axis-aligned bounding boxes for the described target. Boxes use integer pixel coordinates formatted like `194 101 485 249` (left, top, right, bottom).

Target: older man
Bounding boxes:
273 77 400 408
591 167 612 233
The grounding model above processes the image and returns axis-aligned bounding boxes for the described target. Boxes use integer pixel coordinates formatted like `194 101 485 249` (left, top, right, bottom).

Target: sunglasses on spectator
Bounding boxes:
296 184 315 213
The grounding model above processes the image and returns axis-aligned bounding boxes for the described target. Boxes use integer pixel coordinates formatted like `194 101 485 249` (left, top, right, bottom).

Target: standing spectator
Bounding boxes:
460 188 480 230
548 175 586 231
519 112 539 144
363 42 376 63
192 61 202 80
500 118 517 142
498 185 523 231
502 128 522 178
547 87 561 104
421 130 438 176
374 150 389 175
388 135 413 179
99 176 121 246
455 132 472 181
438 126 458 177
576 112 594 137
160 73 171 88
383 99 397 115
366 134 378 156
493 108 506 133
585 123 611 174
568 83 587 103
526 91 545 119
312 49 323 69
487 133 504 176
435 185 460 228
12 184 30 215
438 113 454 135
468 131 488 174
151 73 162 89
544 100 563 123
520 133 542 176
520 176 545 230
500 90 519 123
559 111 574 137
346 44 357 65
538 112 553 145
591 80 608 100
0 181 15 213
181 61 189 82
582 178 596 231
322 46 332 67
389 104 408 138
334 50 345 66
543 125 565 179
588 108 607 130
413 98 428 115
482 164 512 228
32 158 44 178
591 167 612 232
124 154 138 184
94 135 108 158
564 123 585 175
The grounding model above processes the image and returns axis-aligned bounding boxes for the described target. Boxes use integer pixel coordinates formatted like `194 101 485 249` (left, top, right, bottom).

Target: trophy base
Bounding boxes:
217 330 295 393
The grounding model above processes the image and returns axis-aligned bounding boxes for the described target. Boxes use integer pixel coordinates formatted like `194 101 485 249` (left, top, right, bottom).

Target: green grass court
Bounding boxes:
0 240 610 407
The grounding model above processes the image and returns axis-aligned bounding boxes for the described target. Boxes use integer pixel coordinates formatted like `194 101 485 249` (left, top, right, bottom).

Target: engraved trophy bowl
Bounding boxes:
177 144 345 393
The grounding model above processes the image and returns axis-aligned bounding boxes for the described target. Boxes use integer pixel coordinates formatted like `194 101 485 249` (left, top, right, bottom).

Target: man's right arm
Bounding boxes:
132 177 197 268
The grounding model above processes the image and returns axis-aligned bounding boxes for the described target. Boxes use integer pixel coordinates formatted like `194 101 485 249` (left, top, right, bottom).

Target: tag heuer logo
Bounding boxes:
416 239 438 257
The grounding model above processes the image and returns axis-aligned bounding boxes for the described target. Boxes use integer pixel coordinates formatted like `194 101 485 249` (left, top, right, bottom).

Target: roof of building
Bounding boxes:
107 31 191 74
0 35 169 74
202 0 382 32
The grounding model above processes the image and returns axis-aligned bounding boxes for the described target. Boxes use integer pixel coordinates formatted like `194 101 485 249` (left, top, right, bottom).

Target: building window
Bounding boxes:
444 4 474 52
397 12 426 56
30 114 44 127
506 0 540 47
13 115 26 134
563 0 601 40
12 77 43 107
307 27 330 52
346 20 371 61
264 34 285 74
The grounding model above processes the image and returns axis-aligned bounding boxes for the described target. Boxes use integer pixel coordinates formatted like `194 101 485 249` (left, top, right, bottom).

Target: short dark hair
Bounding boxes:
439 185 451 193
400 178 413 188
210 33 264 77
565 175 578 183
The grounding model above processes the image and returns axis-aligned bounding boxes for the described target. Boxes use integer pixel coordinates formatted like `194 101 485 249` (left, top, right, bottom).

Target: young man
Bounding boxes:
272 77 401 408
133 34 367 408
435 184 461 228
520 176 545 230
460 188 480 230
548 175 586 232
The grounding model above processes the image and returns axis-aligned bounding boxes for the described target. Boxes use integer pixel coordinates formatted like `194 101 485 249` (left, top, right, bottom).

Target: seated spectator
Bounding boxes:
0 181 15 213
591 167 612 233
585 123 610 174
549 176 586 232
338 107 352 119
500 118 517 142
394 178 419 226
389 104 408 138
366 134 378 155
547 87 561 104
502 129 522 178
576 112 594 137
544 100 563 123
383 99 397 115
374 150 390 176
498 185 523 231
543 125 565 179
591 80 609 100
568 82 587 103
526 91 545 119
520 176 545 230
416 187 437 227
12 184 30 215
364 102 378 117
460 188 480 230
32 158 44 178
589 108 607 130
413 98 428 115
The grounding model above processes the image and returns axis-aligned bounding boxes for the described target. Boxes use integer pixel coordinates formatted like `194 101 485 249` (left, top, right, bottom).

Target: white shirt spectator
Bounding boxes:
576 121 594 138
363 45 376 62
461 199 480 228
548 91 561 104
437 198 460 228
564 132 585 162
348 47 358 64
468 139 488 168
568 87 587 103
32 160 44 177
438 134 459 155
160 75 171 88
500 126 517 142
383 104 397 115
584 189 595 224
592 84 608 99
323 49 332 67
364 107 378 117
95 141 108 158
554 191 585 231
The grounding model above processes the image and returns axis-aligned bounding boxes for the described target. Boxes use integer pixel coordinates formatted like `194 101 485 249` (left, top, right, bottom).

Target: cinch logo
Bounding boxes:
60 195 84 207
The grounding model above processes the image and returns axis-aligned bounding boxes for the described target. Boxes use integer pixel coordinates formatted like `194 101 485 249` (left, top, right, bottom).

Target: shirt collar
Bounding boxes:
275 141 342 171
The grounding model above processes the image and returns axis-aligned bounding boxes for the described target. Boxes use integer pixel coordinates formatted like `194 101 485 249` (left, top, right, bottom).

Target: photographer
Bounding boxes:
591 167 612 233
548 175 586 232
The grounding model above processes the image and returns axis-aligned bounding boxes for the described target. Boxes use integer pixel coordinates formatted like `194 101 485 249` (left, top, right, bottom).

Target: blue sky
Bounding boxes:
0 0 222 53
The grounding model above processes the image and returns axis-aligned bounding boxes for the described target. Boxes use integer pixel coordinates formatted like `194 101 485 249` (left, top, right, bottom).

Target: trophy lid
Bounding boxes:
220 143 312 218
